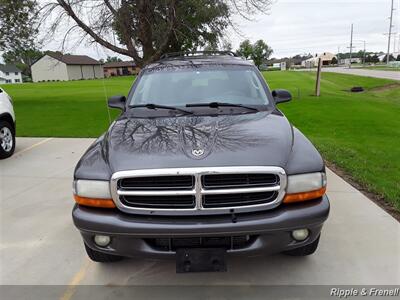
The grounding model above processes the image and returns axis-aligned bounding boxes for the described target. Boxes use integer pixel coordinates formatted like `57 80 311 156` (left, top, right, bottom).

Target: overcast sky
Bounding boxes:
45 0 400 60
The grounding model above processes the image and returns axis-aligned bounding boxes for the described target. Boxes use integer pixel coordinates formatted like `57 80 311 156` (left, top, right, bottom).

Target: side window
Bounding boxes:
5 72 9 76
15 72 19 75
15 79 21 83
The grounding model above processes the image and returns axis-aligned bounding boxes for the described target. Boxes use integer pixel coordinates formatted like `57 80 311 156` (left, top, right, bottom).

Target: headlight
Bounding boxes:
283 172 327 204
73 180 115 208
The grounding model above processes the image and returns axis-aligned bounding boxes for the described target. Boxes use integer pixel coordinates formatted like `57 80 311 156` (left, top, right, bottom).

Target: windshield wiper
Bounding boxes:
130 103 193 115
186 102 259 112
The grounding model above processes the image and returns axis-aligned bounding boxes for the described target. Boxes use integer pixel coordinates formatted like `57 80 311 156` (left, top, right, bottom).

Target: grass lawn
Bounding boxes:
1 77 133 137
265 71 400 211
1 72 399 211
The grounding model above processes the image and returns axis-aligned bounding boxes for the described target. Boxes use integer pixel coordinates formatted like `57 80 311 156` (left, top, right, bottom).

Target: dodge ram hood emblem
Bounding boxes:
191 149 205 157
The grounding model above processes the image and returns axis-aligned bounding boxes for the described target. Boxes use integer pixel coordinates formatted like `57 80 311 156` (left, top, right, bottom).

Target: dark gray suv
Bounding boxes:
72 52 329 272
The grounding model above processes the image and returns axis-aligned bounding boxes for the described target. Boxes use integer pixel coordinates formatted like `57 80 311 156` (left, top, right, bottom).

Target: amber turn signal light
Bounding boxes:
73 195 116 208
283 187 326 204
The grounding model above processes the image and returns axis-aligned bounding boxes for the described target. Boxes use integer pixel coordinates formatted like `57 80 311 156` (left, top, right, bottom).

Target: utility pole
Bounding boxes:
363 40 366 66
386 0 395 64
358 40 366 66
349 24 354 68
397 33 400 58
315 58 322 97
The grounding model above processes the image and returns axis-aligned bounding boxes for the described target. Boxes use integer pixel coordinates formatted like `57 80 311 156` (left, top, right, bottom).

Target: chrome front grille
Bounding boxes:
202 191 278 208
119 175 194 190
120 195 196 209
202 173 279 189
110 167 287 215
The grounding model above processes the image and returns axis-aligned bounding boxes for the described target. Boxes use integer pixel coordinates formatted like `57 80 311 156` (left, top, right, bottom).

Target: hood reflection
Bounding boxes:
110 114 269 158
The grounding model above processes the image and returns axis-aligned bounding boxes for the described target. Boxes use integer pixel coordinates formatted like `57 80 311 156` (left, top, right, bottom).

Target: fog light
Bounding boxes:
292 229 309 241
94 235 111 247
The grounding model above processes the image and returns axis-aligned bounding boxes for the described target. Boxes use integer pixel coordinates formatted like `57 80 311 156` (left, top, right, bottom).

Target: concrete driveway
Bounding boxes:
1 138 399 297
322 67 399 81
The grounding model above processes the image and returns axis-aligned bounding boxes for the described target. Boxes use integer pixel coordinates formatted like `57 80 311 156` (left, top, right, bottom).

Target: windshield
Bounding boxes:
129 66 270 107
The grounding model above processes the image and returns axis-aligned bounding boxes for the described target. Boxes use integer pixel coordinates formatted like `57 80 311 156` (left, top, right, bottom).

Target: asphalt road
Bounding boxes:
1 138 399 299
321 67 399 81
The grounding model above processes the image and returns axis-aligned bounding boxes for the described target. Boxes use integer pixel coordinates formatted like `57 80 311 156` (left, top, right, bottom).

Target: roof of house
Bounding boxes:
0 64 21 73
46 52 102 65
103 61 137 68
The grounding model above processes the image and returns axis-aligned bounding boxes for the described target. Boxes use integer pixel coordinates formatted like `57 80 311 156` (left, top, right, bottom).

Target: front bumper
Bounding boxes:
73 195 329 258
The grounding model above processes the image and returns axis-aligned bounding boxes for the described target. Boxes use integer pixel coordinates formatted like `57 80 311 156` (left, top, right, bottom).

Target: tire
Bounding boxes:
84 244 123 263
0 120 15 159
283 235 320 256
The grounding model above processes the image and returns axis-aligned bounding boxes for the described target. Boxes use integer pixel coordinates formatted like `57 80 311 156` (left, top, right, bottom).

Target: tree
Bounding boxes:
331 57 338 65
0 0 39 52
221 40 233 51
204 42 219 52
164 0 230 53
357 50 365 59
251 40 273 69
2 49 43 77
42 0 273 67
371 54 380 63
106 56 122 63
236 39 273 69
237 40 253 59
396 55 400 62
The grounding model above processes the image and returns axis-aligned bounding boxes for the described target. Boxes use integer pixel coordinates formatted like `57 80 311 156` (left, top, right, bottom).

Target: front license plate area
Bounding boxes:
176 248 227 273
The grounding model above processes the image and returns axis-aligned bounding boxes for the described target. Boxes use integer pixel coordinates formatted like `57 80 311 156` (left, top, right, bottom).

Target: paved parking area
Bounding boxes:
300 67 400 81
323 67 400 81
0 138 399 295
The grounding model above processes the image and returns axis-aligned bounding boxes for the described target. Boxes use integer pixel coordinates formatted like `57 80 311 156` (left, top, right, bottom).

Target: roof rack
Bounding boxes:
160 51 238 60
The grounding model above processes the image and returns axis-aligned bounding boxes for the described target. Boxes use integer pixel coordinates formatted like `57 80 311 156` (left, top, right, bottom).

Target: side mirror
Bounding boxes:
272 89 292 104
108 95 126 110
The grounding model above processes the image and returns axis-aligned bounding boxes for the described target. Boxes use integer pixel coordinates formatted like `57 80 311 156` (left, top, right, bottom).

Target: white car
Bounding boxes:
0 87 16 158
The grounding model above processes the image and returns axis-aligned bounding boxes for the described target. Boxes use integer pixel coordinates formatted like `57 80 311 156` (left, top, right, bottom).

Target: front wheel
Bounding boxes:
283 235 320 256
84 244 124 263
0 120 15 159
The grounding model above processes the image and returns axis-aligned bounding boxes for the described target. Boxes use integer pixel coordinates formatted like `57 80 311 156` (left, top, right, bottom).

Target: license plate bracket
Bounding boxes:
176 248 227 273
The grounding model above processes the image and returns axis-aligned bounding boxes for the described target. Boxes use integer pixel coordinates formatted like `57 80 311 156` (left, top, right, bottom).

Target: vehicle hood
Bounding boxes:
103 111 294 172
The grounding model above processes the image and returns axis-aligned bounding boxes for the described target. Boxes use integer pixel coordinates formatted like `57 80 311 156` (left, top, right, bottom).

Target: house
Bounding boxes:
267 57 304 69
378 54 386 62
378 52 399 62
103 61 140 77
0 64 23 84
339 58 362 65
31 52 103 82
301 52 336 68
272 62 287 70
